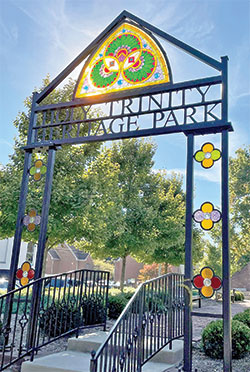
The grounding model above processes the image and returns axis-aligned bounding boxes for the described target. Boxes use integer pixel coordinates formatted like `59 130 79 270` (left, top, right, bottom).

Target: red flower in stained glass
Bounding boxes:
193 267 222 298
16 262 35 286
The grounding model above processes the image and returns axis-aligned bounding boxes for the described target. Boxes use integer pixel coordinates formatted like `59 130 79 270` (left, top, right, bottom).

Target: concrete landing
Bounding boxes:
21 351 91 372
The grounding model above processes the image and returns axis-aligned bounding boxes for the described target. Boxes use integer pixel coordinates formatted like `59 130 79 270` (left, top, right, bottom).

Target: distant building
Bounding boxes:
231 262 250 291
114 256 143 284
0 238 37 279
0 239 93 279
45 242 93 275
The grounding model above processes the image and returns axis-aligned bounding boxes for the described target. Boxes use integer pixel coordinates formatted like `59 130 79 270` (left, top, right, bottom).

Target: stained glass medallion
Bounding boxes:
193 267 222 298
16 262 35 286
74 23 171 99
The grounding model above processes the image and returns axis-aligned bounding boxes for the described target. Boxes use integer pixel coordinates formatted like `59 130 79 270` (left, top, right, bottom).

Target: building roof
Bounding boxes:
48 249 60 260
69 246 89 261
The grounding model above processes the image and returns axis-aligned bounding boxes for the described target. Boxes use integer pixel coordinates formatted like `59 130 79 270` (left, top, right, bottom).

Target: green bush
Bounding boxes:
202 319 250 359
39 295 106 337
39 302 82 337
233 309 250 328
81 295 106 325
108 294 128 319
233 291 245 301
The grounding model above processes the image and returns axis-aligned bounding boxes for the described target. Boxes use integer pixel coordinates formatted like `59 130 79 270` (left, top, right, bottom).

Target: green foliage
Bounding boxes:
202 146 250 275
39 295 106 337
39 302 82 337
108 294 128 319
233 291 245 301
77 139 201 289
0 77 101 264
80 295 106 325
233 309 250 328
202 319 250 359
93 259 114 280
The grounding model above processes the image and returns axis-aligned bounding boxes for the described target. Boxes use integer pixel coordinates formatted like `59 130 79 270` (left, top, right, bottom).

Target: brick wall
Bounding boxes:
45 244 93 275
114 256 143 283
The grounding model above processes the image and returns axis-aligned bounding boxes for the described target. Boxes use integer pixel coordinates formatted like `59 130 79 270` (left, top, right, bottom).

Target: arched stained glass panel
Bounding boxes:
74 22 171 99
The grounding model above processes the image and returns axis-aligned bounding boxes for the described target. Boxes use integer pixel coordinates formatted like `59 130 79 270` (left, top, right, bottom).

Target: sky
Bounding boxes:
0 0 249 211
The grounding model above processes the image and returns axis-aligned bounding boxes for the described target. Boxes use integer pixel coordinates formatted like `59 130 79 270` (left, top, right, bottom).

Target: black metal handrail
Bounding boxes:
0 268 109 371
90 273 184 372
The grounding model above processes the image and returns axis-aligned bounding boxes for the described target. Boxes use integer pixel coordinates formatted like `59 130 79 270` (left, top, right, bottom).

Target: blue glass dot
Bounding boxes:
154 73 160 79
143 44 147 48
122 29 126 33
118 80 123 85
99 53 103 57
84 85 89 90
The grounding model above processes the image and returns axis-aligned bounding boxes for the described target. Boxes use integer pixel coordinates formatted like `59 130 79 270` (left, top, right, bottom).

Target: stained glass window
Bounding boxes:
74 23 171 99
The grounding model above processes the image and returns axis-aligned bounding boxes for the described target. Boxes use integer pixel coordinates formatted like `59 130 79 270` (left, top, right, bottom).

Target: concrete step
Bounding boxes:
150 340 183 364
68 332 183 365
142 361 174 372
21 350 175 372
21 351 91 372
68 331 109 353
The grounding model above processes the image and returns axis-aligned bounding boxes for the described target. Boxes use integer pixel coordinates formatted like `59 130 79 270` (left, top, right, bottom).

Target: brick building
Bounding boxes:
114 256 143 284
45 243 93 275
231 262 250 291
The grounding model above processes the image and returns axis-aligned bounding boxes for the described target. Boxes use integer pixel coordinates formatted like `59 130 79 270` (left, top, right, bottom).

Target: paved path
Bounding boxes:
192 298 250 341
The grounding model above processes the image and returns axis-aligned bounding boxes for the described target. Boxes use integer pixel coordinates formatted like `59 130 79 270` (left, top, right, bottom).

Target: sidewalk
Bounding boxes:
192 298 250 341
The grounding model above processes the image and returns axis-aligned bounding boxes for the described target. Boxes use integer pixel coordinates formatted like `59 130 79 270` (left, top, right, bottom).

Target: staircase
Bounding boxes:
21 331 183 372
21 273 184 372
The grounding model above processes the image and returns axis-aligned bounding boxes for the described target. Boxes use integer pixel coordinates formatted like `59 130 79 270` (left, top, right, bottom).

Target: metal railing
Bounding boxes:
90 273 184 372
0 268 109 371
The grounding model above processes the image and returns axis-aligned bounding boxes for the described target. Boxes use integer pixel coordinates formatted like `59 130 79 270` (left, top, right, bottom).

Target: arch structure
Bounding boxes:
7 10 233 372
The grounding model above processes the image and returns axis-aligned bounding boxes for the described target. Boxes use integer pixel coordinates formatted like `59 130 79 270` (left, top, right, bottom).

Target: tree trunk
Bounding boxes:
164 262 168 274
120 256 127 292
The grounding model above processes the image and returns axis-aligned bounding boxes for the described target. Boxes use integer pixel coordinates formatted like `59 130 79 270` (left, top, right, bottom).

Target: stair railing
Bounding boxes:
90 273 184 372
0 268 109 371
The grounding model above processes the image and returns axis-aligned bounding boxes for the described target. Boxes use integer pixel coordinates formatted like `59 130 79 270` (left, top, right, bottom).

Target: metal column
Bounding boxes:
7 92 38 294
183 133 194 372
221 53 232 372
28 146 56 353
34 146 56 278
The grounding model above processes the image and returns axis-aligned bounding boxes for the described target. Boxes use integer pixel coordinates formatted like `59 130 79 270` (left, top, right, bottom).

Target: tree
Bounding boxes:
229 146 250 270
138 263 163 282
200 146 250 275
76 139 196 290
0 77 101 273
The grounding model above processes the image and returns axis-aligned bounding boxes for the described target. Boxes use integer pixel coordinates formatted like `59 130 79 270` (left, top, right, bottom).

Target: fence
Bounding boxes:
0 268 109 371
90 273 184 372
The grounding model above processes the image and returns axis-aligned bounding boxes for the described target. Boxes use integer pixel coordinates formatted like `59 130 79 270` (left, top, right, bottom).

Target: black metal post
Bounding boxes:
7 92 38 294
34 147 56 278
28 146 56 354
4 93 38 344
183 133 194 372
221 56 232 372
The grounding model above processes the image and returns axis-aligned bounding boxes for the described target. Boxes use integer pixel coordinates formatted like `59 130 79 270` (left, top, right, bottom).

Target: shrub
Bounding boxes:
39 302 82 337
233 309 250 328
233 291 245 301
202 319 250 359
108 294 128 319
81 295 106 325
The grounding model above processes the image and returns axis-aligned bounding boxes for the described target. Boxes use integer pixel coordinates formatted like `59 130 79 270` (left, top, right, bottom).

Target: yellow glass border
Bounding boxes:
75 22 170 98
